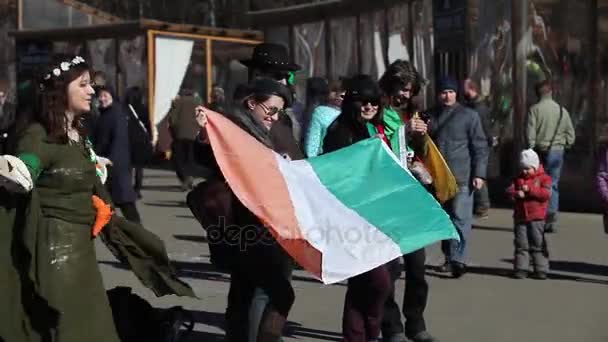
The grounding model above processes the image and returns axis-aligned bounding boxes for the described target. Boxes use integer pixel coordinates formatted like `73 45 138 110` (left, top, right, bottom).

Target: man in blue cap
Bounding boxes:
428 77 489 278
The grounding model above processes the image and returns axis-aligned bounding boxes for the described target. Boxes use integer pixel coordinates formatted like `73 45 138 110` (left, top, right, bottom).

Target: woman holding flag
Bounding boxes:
323 74 392 342
192 78 297 342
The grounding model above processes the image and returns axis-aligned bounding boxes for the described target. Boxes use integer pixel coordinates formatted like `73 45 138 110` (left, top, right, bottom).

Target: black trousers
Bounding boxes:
225 245 294 341
117 202 141 224
171 139 195 183
133 167 144 192
381 248 428 337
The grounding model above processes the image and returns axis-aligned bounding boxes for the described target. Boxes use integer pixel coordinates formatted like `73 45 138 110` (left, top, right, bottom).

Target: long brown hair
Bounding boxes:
36 54 91 143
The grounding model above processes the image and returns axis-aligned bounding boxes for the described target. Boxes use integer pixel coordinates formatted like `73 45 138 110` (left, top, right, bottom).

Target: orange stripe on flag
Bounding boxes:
205 111 322 280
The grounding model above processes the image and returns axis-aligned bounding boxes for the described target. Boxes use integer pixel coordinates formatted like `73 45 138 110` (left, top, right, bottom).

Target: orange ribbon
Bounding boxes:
91 195 113 237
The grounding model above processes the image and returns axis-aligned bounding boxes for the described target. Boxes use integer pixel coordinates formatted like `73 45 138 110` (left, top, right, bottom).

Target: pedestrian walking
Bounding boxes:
428 77 489 278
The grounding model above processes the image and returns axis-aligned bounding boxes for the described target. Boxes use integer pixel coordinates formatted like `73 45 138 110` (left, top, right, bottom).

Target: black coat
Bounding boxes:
322 117 371 154
189 114 303 271
93 103 137 204
465 97 493 147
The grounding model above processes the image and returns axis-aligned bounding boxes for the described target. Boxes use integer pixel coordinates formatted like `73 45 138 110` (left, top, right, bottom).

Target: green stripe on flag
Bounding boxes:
307 138 458 254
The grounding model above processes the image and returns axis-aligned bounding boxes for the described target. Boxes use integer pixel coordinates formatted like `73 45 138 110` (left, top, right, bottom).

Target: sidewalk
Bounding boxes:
97 169 608 342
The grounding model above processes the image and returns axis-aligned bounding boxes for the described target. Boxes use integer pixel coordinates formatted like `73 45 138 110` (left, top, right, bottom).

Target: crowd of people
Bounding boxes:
0 40 591 342
187 42 577 341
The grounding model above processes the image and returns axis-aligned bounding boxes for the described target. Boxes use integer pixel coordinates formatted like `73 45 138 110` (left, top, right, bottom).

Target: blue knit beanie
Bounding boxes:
438 77 458 92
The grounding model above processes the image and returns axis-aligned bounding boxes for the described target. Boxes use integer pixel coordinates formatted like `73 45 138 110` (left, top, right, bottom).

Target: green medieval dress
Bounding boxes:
13 123 120 342
0 123 195 342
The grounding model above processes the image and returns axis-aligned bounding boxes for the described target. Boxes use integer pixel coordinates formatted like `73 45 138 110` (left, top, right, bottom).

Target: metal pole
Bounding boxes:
383 7 390 67
206 39 213 103
511 0 528 173
17 0 23 29
288 25 296 64
114 38 121 98
209 0 217 27
325 18 333 80
147 30 155 129
356 14 362 74
590 0 599 156
408 0 415 62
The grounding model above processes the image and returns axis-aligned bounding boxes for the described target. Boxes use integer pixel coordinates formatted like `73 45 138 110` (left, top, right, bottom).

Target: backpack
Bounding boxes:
127 104 154 166
106 286 194 342
186 179 239 272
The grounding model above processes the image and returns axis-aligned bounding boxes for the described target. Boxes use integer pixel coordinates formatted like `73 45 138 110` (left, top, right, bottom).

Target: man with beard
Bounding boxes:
378 60 439 342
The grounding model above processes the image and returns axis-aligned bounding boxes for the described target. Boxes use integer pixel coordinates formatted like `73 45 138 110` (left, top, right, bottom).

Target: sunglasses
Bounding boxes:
259 102 285 117
354 98 381 107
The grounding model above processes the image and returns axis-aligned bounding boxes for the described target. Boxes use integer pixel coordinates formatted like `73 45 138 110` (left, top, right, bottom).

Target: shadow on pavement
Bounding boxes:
141 185 184 192
100 259 329 286
99 260 231 283
548 260 608 278
182 331 224 341
143 200 188 208
472 225 513 233
427 262 608 285
175 215 196 220
285 322 342 341
182 310 343 341
174 234 208 243
502 258 608 278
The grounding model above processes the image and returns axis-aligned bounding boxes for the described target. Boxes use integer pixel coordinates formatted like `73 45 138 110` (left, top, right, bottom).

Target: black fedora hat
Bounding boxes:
240 43 301 71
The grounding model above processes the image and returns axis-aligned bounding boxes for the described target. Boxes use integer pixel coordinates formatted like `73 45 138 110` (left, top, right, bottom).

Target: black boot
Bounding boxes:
257 307 286 342
451 262 467 279
437 262 452 274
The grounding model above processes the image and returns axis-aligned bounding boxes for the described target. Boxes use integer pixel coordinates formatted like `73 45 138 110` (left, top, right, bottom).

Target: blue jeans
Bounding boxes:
248 288 269 342
542 149 564 216
248 274 292 342
441 186 474 264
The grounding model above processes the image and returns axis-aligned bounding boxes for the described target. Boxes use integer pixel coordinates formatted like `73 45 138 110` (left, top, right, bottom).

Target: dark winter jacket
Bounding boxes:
323 118 374 153
93 103 137 204
428 103 489 186
189 110 303 271
167 95 202 141
506 165 552 223
465 96 493 147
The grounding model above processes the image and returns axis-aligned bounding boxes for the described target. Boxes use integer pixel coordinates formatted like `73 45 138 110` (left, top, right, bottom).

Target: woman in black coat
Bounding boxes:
190 78 300 342
323 75 392 342
124 86 151 198
93 86 140 223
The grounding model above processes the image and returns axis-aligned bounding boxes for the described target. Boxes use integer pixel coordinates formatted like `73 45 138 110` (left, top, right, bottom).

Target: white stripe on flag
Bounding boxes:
275 155 402 284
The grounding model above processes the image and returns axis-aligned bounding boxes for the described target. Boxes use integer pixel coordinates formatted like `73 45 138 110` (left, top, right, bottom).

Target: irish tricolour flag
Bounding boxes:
206 111 458 284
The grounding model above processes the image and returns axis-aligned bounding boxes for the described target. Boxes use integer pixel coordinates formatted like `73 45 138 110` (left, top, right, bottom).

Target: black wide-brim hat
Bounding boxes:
240 43 301 71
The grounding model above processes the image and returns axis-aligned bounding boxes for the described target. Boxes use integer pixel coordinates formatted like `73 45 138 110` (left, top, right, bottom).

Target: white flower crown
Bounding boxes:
42 56 86 82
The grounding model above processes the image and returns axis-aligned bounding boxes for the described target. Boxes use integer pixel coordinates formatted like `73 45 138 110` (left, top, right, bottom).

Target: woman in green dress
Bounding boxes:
0 55 120 342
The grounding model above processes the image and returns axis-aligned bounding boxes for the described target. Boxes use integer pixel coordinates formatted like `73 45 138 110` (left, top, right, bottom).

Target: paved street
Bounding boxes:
97 168 608 342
